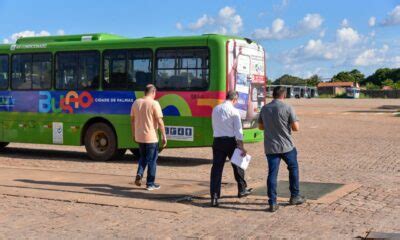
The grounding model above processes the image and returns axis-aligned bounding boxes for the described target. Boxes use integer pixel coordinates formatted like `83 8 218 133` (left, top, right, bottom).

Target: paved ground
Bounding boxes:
0 98 399 239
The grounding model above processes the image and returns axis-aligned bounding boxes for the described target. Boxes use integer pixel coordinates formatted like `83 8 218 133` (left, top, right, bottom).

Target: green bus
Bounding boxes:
0 33 266 161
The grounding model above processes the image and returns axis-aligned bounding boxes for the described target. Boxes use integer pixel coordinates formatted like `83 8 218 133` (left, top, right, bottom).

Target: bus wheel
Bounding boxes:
84 123 118 161
130 148 140 159
0 142 9 150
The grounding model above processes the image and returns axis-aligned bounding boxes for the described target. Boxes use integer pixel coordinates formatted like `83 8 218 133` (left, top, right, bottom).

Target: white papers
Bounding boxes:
231 148 252 170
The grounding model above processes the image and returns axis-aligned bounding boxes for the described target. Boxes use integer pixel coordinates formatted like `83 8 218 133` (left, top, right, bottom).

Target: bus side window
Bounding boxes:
56 53 78 89
155 48 209 91
11 53 52 90
0 55 8 89
127 50 152 90
56 51 99 90
11 54 32 90
78 52 100 89
103 49 152 90
32 54 52 90
103 50 128 89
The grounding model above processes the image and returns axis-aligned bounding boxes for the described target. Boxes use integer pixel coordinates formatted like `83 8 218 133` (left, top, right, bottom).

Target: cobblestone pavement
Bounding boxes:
0 99 399 239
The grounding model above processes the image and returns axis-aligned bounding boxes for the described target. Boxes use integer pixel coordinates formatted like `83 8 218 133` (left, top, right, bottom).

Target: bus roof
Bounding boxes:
15 33 127 44
0 33 248 47
0 33 263 55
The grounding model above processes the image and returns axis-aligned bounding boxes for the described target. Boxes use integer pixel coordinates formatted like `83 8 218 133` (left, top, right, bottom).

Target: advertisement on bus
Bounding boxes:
227 39 266 123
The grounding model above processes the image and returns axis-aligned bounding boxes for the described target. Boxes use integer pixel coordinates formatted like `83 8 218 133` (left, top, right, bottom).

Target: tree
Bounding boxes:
332 69 364 83
349 69 365 83
393 82 400 90
273 74 305 86
382 79 394 87
366 82 380 90
363 68 399 86
332 71 355 82
306 74 321 86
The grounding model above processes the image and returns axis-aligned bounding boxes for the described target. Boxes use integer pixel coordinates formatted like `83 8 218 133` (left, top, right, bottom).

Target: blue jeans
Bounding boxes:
136 143 158 187
266 148 300 205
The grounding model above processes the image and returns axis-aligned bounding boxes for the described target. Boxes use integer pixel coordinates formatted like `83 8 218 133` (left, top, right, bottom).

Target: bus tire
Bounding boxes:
0 142 9 150
84 122 118 161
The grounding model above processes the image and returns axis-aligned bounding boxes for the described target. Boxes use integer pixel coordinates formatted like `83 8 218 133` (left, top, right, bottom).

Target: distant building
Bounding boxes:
317 82 359 95
382 86 393 90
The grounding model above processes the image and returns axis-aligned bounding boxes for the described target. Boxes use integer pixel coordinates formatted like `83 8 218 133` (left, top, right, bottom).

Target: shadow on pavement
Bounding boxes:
13 179 190 201
377 105 400 110
181 196 268 212
0 147 211 167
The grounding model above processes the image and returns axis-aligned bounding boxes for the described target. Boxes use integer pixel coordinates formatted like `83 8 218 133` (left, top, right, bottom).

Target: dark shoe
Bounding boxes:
146 184 161 191
289 195 306 205
211 197 219 207
238 188 253 198
268 204 279 212
134 175 142 187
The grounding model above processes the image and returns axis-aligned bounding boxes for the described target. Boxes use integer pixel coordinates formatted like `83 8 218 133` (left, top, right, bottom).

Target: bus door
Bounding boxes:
227 39 266 128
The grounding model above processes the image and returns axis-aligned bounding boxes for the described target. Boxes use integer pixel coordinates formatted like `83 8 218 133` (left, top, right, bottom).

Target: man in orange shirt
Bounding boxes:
131 84 167 190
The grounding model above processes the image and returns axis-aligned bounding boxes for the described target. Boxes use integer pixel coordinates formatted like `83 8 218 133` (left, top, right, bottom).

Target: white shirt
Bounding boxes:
212 101 244 140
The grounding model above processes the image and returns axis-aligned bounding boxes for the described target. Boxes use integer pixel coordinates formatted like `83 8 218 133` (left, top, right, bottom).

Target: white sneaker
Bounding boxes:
146 184 161 191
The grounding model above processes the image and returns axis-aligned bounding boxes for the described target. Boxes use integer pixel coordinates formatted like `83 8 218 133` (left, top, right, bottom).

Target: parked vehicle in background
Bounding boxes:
307 87 318 98
266 85 295 98
266 85 318 99
293 86 307 98
346 87 360 98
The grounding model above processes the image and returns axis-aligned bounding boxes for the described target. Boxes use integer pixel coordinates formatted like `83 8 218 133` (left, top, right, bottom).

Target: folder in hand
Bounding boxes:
231 148 252 170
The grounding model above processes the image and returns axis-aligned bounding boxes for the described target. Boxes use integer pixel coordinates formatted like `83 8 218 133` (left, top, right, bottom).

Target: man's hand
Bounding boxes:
240 147 247 157
157 117 167 149
237 140 247 157
161 135 167 148
291 121 300 131
131 115 136 141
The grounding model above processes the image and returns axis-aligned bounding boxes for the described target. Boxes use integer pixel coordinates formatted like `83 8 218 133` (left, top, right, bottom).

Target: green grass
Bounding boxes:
358 93 371 99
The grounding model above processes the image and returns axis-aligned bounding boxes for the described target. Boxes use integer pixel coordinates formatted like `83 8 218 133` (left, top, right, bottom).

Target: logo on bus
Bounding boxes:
39 91 94 113
0 96 15 108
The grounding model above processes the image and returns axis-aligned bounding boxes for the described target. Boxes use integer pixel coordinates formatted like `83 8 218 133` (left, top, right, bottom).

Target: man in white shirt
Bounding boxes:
210 91 252 207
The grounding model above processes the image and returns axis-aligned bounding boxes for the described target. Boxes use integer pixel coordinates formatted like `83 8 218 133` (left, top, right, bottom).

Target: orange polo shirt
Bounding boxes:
130 97 163 143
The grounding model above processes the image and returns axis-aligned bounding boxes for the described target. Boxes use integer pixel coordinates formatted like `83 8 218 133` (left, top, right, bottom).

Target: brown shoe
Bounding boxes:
268 204 279 212
289 196 306 205
134 175 142 187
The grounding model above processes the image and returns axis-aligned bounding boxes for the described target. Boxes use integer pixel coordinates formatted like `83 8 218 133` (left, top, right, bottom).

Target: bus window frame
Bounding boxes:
54 50 101 91
155 46 211 92
102 48 153 91
10 52 53 91
0 54 9 90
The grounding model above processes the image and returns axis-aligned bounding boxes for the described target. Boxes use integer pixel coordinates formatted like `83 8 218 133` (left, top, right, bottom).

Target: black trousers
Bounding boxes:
210 137 247 198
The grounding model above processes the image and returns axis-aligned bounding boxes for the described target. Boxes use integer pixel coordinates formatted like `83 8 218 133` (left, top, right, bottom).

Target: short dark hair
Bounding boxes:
226 90 239 101
144 84 156 95
273 86 286 99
